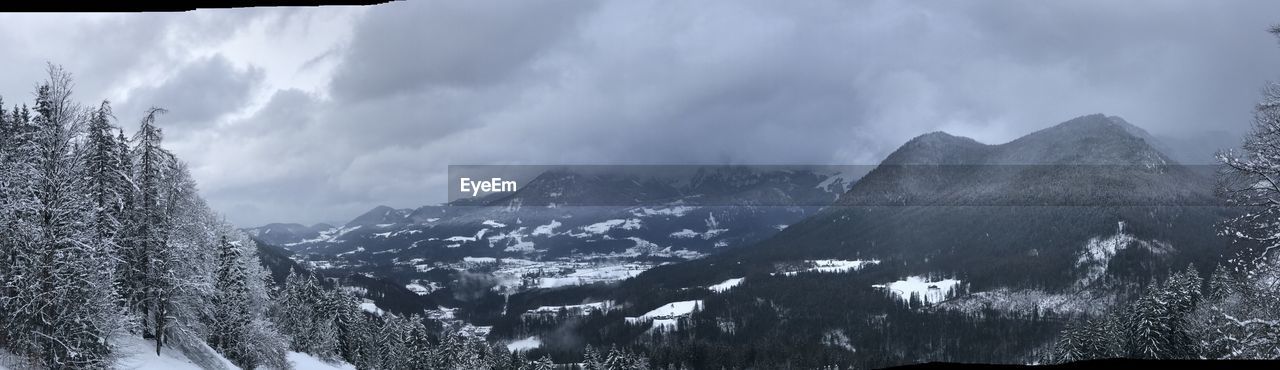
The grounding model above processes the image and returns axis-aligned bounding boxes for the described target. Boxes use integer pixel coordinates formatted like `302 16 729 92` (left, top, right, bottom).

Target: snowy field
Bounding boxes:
708 277 744 293
506 336 542 352
527 300 617 315
782 259 880 276
872 276 963 305
106 336 355 370
449 257 657 292
626 300 704 331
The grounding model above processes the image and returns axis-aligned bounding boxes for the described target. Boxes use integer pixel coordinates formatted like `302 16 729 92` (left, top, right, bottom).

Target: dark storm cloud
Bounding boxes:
121 55 265 129
328 0 600 102
9 1 1279 226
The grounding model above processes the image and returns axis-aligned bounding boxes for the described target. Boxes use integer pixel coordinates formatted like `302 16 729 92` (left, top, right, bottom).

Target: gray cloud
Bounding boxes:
4 1 1280 226
328 0 599 102
121 55 265 129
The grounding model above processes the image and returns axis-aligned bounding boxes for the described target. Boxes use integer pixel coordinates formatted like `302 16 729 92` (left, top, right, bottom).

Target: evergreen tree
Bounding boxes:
211 235 253 368
582 344 606 370
5 65 124 368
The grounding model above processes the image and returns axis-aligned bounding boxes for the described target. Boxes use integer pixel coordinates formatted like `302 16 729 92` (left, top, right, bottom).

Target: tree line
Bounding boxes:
0 65 650 369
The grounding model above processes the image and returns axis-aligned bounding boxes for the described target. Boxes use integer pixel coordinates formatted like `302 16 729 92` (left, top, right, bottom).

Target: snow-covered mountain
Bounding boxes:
244 166 865 293
242 222 335 246
633 114 1231 299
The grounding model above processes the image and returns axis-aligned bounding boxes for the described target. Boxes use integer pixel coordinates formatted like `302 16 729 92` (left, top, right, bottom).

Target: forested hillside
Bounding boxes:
0 66 647 369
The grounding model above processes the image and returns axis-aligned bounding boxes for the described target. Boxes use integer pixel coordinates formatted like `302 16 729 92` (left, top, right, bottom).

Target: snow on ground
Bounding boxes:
474 258 657 292
405 281 441 295
816 170 859 193
288 352 356 370
578 218 642 235
115 336 240 370
938 288 1116 316
631 205 695 217
822 329 856 352
487 227 537 253
444 228 490 244
426 306 459 321
1074 221 1173 287
531 220 562 236
359 300 385 316
624 237 704 259
506 336 542 352
286 225 350 247
872 276 963 305
626 300 703 331
527 301 616 315
483 220 508 228
669 229 700 238
708 278 744 293
537 264 649 288
782 259 880 276
335 247 365 257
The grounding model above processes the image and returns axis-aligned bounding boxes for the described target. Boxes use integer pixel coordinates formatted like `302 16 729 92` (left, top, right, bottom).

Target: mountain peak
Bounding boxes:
1037 113 1151 140
346 205 409 227
883 131 986 165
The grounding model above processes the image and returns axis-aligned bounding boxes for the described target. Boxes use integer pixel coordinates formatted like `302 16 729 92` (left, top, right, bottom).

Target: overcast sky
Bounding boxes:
1 0 1278 226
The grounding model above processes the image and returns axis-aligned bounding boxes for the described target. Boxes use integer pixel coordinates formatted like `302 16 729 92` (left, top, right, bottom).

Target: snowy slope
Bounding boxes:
287 352 356 370
110 336 353 370
115 336 240 370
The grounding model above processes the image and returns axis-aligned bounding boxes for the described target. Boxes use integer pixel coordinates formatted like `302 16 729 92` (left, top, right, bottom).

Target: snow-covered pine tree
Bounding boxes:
375 313 414 369
211 235 253 367
489 342 516 370
524 355 554 370
156 160 222 357
10 65 124 368
122 106 176 353
582 344 605 370
404 315 436 369
0 100 38 354
333 290 375 368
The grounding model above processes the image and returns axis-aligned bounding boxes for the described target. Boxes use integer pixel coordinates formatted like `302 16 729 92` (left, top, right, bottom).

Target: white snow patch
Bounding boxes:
872 276 963 305
531 220 562 236
528 301 616 315
822 330 856 352
579 219 642 235
708 278 744 293
537 265 648 288
631 206 695 217
288 352 356 370
336 247 365 257
1074 221 1174 287
483 220 508 228
626 300 703 331
816 171 859 193
506 336 541 352
114 336 241 370
669 229 700 239
406 282 440 296
783 259 880 276
359 301 385 316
